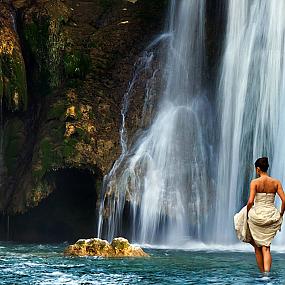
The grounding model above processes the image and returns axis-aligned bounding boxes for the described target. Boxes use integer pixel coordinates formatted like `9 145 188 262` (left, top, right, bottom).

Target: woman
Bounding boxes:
235 157 285 272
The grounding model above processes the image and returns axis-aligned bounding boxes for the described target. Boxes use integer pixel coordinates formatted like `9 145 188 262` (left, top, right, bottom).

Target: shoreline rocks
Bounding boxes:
64 237 149 258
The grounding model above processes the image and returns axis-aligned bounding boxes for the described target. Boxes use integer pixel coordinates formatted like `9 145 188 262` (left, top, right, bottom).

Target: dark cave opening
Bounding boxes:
5 168 101 243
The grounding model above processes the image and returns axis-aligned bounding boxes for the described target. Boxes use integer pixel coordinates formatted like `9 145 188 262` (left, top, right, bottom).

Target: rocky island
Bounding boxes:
64 237 149 257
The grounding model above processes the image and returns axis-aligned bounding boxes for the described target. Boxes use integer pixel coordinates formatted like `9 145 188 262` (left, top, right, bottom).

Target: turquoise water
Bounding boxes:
1 243 285 284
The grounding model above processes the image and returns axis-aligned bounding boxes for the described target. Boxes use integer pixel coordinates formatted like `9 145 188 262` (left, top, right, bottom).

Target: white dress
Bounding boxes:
234 193 283 246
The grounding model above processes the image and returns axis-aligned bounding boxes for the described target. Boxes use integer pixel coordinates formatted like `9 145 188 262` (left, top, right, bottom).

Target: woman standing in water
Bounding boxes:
246 157 285 272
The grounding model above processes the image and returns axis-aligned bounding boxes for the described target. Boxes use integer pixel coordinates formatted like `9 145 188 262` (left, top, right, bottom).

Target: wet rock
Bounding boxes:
0 2 27 112
11 0 29 9
65 106 76 119
0 0 166 214
64 237 149 257
64 123 76 137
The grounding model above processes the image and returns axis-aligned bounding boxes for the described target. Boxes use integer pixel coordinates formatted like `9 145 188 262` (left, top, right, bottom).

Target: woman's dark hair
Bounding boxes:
255 157 269 172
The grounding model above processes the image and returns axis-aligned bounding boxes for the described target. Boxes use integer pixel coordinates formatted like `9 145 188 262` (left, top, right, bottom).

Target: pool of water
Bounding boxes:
1 243 285 284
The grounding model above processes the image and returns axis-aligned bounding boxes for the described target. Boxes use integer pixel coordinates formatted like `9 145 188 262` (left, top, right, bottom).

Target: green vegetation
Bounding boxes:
39 138 56 175
62 137 77 158
0 52 28 111
63 51 90 79
3 118 25 174
23 20 49 59
47 101 66 121
23 16 66 88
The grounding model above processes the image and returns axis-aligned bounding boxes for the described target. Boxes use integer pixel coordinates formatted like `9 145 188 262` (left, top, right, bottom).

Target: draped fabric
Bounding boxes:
234 193 283 246
234 206 252 243
248 193 283 247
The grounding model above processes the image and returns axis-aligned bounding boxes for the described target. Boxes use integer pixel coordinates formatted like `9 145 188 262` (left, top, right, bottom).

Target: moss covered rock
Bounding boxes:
0 3 27 112
3 118 25 175
11 0 30 9
22 0 71 88
0 0 166 215
64 237 149 257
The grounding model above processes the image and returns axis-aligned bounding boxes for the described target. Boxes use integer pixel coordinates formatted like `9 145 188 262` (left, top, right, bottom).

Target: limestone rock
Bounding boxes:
0 0 166 214
64 123 76 137
66 106 76 119
0 2 27 112
64 237 149 257
11 0 29 9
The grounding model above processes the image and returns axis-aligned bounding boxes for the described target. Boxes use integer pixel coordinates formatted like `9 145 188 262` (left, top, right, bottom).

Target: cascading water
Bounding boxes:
97 39 161 241
97 0 214 245
214 0 285 244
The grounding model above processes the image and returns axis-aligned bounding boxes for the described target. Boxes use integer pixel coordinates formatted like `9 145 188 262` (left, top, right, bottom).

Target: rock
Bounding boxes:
64 237 149 257
11 0 29 9
64 123 76 137
66 106 76 119
0 0 166 215
0 2 28 112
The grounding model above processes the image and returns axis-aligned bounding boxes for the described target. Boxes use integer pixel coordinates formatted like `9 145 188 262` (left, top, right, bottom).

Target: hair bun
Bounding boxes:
255 157 269 172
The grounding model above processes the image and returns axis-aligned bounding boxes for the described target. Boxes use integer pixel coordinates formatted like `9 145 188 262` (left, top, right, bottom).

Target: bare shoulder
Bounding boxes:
272 177 282 187
251 178 259 184
266 177 282 189
250 178 258 186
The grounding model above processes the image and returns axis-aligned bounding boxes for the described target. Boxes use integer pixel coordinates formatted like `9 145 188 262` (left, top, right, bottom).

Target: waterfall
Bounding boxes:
97 39 162 240
97 0 214 245
214 0 285 244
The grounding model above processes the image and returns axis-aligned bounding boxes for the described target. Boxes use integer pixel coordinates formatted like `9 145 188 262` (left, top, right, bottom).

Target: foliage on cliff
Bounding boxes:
0 3 27 112
0 0 166 213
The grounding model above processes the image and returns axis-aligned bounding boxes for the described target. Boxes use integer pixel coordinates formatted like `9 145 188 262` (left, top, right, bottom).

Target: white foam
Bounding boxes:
136 241 285 253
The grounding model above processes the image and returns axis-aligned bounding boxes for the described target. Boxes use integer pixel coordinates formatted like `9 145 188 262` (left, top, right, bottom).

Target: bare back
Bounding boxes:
254 176 279 194
248 174 285 223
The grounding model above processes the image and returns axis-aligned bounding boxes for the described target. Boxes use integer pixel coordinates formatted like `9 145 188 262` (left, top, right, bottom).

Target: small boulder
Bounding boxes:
64 237 149 257
12 0 29 9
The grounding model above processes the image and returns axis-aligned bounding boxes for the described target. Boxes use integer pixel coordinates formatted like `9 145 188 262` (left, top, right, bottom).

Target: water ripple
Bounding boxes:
0 243 285 284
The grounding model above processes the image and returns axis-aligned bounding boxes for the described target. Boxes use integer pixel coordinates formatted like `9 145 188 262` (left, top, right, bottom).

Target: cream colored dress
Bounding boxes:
248 193 283 247
234 193 283 246
234 205 252 243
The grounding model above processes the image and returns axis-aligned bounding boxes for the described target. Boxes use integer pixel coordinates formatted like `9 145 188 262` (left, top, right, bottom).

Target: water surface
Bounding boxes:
1 243 285 284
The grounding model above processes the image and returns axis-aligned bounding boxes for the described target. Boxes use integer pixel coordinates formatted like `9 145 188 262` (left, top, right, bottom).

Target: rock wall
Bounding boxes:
0 0 226 243
0 0 166 215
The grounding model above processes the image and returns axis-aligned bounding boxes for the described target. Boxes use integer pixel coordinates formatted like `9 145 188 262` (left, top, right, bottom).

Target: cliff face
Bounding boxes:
0 0 226 242
0 0 166 215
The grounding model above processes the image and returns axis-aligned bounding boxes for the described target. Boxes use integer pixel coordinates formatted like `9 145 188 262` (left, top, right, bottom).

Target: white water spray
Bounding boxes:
97 38 162 240
97 0 214 245
215 0 285 243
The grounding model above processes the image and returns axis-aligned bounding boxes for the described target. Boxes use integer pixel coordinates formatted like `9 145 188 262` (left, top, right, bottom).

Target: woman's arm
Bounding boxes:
247 181 256 213
277 180 285 216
